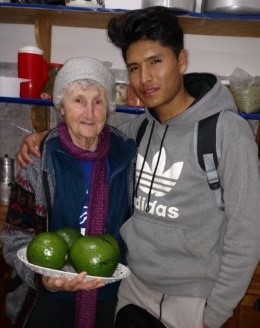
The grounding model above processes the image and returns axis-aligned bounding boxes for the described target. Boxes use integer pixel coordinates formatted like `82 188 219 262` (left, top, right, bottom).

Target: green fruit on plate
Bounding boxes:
55 227 82 248
99 234 120 255
69 234 119 277
27 231 69 270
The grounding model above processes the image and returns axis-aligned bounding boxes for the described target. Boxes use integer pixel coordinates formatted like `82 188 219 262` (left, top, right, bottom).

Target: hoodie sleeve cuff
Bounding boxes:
204 305 233 328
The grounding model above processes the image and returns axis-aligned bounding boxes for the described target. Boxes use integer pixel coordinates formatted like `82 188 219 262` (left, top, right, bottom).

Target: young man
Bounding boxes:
17 6 260 328
106 6 260 328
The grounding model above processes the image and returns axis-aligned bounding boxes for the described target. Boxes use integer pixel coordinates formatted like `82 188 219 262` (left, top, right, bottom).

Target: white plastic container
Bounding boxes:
0 77 30 98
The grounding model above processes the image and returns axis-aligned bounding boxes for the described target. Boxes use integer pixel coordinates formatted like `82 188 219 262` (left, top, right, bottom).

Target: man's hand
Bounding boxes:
42 272 105 292
17 131 48 167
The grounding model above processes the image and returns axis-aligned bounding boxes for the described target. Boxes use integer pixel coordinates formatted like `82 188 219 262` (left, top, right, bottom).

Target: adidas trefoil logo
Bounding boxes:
136 147 183 197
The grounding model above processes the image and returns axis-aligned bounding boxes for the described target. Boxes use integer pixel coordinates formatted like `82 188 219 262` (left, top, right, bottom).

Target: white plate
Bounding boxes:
17 247 131 284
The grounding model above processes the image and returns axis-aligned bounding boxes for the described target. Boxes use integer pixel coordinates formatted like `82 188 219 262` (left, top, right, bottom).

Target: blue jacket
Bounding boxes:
44 126 137 300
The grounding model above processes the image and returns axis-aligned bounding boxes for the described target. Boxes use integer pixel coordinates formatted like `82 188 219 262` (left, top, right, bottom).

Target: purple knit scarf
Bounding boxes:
58 122 111 328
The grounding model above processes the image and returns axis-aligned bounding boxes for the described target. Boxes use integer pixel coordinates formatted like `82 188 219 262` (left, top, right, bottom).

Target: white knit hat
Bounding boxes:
53 57 116 111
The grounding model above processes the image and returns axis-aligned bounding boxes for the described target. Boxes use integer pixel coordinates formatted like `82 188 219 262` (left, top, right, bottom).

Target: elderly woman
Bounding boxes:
0 57 136 328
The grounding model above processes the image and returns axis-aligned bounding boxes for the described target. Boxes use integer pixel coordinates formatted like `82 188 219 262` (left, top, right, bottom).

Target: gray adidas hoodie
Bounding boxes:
118 73 260 328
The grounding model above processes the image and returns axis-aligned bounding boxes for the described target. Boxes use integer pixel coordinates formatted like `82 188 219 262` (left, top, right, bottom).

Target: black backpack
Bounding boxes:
136 113 224 211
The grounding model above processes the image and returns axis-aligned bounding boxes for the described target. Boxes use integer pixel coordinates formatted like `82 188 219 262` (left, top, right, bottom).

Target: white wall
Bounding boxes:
0 23 260 77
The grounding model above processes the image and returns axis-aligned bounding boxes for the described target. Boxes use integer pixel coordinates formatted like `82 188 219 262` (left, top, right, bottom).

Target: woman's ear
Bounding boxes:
178 49 188 74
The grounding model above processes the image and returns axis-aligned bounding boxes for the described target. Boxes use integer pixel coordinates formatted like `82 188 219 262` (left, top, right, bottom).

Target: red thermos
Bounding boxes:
18 45 48 99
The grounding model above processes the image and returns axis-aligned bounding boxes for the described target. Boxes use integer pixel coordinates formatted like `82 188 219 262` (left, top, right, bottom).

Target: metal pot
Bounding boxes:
0 154 14 206
142 0 196 11
201 0 260 14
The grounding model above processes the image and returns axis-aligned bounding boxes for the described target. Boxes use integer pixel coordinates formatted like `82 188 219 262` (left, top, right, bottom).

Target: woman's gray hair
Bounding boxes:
53 57 116 112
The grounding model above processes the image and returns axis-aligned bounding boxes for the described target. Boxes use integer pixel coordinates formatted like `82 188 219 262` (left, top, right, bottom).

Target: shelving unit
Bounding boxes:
0 3 260 63
0 4 259 123
1 96 259 119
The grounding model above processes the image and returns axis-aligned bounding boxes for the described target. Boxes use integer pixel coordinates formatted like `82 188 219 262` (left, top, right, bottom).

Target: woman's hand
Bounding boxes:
42 272 105 292
17 131 48 167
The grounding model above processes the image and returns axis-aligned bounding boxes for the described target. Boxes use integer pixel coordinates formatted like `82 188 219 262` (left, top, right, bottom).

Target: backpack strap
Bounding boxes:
197 112 225 211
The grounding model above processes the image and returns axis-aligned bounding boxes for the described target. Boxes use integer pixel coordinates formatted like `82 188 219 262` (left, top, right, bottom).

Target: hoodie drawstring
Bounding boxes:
145 125 169 212
134 120 169 212
134 120 155 197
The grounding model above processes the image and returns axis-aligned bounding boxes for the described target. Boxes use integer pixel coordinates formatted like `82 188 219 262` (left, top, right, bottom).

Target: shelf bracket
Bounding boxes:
34 17 52 61
31 105 50 133
33 17 52 132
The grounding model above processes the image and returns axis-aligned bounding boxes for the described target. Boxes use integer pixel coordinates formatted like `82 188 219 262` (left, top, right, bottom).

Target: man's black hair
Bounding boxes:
107 6 184 62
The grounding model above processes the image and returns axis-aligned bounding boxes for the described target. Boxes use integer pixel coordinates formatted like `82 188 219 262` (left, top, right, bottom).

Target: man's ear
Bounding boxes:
178 49 188 74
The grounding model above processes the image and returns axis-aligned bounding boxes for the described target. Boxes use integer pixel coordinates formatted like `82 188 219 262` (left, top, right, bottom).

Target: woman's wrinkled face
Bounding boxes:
60 82 108 150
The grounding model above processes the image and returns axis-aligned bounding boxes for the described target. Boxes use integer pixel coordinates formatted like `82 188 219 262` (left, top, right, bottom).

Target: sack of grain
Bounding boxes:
229 68 260 113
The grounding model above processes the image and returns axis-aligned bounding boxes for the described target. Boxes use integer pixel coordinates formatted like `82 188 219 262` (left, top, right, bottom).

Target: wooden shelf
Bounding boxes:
179 15 260 38
0 4 260 37
0 5 118 29
0 4 259 64
0 4 259 130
